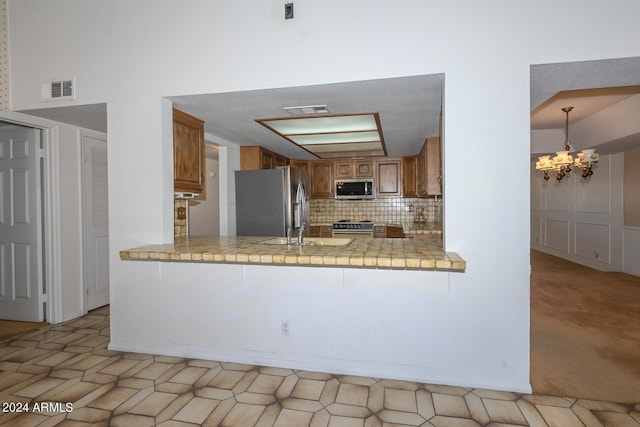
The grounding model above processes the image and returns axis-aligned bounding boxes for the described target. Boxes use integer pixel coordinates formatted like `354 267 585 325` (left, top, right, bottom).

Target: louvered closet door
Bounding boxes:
83 135 109 311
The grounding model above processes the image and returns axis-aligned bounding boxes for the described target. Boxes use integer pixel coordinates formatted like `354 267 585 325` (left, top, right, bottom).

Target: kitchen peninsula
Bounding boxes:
113 235 475 391
120 235 464 271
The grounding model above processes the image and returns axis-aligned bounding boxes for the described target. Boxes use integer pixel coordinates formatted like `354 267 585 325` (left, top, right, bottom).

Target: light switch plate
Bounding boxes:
285 3 294 19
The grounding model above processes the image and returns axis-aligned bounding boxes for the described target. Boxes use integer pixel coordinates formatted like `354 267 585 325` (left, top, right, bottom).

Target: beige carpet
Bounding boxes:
0 319 48 342
530 250 640 403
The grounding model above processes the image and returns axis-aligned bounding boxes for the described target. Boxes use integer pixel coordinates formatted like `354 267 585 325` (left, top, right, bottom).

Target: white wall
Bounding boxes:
7 0 640 392
188 145 220 236
57 125 85 320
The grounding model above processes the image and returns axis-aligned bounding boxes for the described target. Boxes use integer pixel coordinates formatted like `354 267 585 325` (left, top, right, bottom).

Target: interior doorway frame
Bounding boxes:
0 111 63 324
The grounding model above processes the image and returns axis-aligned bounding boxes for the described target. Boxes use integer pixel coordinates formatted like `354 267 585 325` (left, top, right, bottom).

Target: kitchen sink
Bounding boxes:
259 237 353 246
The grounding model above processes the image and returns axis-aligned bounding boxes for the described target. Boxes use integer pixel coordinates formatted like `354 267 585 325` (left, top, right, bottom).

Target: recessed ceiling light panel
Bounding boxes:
256 112 387 159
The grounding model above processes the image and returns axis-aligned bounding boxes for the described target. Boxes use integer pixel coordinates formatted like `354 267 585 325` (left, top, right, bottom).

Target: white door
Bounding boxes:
0 126 44 322
82 134 109 310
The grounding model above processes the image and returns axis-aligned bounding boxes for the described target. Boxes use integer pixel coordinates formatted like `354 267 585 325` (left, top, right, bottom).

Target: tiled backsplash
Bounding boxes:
174 199 187 236
176 197 443 236
310 197 442 226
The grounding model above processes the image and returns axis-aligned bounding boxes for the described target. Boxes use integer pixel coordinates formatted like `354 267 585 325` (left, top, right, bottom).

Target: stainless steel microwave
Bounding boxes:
335 179 375 199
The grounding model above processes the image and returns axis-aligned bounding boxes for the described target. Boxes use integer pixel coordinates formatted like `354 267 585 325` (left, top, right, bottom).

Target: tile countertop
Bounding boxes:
119 236 465 272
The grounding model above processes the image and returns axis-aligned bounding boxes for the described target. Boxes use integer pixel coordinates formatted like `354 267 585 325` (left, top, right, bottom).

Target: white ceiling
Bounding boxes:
168 75 443 160
14 56 640 158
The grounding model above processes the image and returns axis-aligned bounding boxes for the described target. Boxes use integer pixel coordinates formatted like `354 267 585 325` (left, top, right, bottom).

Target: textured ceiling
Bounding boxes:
169 75 444 159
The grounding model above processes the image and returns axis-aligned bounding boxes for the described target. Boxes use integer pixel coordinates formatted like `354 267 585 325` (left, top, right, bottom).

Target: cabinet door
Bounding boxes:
335 161 354 179
354 160 373 177
310 161 334 198
274 155 289 168
375 159 402 197
173 108 204 193
417 142 427 196
308 226 322 237
386 226 405 238
320 226 333 237
426 137 442 196
402 155 419 198
290 159 309 175
261 150 274 169
240 146 261 170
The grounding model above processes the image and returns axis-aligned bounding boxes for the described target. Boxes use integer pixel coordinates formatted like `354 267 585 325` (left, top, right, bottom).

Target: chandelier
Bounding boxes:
535 106 599 181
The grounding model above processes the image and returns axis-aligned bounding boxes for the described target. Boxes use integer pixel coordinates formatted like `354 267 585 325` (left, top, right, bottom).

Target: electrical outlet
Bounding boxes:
281 320 290 336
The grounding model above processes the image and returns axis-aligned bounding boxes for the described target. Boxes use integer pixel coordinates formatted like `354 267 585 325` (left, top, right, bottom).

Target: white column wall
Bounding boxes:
57 125 84 320
7 0 640 393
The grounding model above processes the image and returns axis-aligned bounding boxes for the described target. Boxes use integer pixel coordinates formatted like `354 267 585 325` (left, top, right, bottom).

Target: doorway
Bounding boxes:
188 143 220 236
82 131 110 311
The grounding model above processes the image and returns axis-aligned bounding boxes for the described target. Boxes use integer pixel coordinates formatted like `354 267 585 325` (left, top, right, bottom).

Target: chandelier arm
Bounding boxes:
562 106 573 151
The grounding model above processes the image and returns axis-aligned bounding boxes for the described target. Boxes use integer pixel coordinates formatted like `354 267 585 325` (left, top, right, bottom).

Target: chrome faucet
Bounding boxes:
298 223 306 245
287 227 293 245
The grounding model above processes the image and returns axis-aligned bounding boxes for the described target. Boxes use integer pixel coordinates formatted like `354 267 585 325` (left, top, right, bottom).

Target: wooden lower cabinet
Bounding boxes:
309 225 333 237
373 225 404 238
385 225 404 238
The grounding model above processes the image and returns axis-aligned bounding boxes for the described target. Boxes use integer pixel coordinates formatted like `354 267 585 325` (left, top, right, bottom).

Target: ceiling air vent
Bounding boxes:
41 77 76 101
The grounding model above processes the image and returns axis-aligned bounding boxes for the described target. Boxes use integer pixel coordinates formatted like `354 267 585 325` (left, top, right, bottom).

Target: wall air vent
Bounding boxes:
41 77 76 101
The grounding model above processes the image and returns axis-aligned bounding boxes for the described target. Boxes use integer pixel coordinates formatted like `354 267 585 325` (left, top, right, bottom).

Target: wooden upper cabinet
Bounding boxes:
289 159 309 175
416 137 442 196
402 155 419 198
173 108 204 194
240 146 289 170
310 161 334 198
274 154 289 168
425 137 442 196
261 149 274 169
334 161 354 179
375 159 402 197
334 160 374 179
354 160 373 177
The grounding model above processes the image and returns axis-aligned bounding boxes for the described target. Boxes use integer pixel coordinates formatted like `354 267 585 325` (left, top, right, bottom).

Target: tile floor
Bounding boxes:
1 307 639 426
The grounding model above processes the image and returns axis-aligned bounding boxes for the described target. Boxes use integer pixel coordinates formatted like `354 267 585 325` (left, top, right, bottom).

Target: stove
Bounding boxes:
332 220 374 234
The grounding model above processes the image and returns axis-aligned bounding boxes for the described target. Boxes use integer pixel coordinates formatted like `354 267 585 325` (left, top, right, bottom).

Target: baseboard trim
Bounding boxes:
108 340 532 395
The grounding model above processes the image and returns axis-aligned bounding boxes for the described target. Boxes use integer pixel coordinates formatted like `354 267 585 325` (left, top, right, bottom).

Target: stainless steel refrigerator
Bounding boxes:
235 166 310 236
